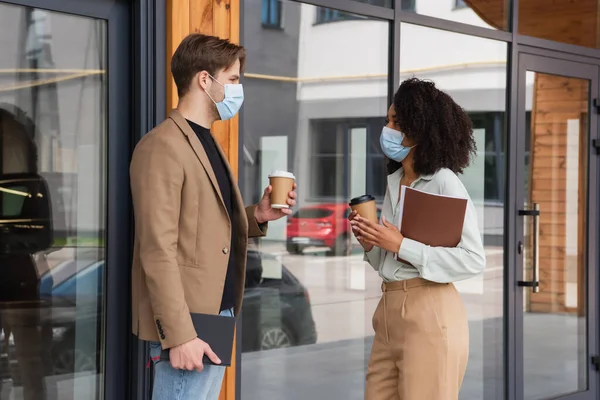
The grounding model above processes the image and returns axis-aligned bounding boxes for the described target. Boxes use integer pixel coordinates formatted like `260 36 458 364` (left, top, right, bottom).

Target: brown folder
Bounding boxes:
398 186 468 247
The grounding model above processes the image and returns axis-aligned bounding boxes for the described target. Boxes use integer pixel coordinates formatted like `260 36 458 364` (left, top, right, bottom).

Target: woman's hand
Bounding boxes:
347 210 374 252
351 215 404 254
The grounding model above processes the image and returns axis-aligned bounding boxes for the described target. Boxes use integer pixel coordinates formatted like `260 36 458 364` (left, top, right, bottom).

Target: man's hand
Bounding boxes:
348 210 374 252
254 183 297 224
169 338 221 372
351 215 404 254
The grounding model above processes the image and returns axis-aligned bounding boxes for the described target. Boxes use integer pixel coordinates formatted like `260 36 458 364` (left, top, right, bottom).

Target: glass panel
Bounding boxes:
241 2 388 399
407 0 508 31
522 71 588 399
519 2 600 48
400 24 507 399
0 4 106 400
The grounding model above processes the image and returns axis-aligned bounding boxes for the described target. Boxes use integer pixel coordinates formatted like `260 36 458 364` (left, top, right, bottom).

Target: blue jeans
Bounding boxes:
149 308 234 400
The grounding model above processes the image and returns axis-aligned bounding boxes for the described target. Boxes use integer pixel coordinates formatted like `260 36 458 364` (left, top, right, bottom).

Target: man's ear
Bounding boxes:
197 71 210 91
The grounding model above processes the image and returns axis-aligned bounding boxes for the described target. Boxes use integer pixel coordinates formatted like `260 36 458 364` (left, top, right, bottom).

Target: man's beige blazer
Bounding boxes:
129 110 266 349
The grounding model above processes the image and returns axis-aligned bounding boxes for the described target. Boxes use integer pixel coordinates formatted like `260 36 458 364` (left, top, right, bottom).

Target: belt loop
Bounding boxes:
381 283 386 293
403 280 407 292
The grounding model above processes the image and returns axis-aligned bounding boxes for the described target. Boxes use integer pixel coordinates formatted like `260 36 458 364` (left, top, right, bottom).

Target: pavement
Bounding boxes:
241 314 584 400
239 242 585 400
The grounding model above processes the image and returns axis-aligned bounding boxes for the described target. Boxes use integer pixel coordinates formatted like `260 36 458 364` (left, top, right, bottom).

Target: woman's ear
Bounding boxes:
402 133 417 148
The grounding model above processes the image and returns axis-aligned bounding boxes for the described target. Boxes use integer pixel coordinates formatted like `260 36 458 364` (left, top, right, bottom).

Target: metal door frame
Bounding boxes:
507 49 600 400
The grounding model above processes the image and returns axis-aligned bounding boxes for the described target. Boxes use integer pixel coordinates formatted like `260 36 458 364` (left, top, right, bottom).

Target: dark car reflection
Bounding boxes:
1 248 317 381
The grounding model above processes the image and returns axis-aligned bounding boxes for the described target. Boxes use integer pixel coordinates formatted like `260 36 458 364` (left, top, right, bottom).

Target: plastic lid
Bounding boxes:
268 170 295 179
349 194 375 206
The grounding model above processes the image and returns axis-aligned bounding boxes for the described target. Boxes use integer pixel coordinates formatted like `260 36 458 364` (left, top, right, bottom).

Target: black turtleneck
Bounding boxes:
186 119 236 312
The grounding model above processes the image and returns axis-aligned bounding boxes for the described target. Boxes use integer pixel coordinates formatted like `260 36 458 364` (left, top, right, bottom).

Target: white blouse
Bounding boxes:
364 167 486 283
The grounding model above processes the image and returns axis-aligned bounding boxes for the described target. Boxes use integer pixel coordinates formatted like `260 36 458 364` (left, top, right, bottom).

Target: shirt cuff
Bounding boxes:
398 238 427 267
363 247 374 262
363 247 379 269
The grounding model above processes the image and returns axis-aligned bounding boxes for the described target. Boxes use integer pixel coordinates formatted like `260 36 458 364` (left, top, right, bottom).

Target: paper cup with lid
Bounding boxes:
268 170 295 209
349 194 378 224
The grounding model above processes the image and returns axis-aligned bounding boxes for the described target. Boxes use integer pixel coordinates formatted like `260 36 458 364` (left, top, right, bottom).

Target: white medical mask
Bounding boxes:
205 74 244 121
379 126 415 162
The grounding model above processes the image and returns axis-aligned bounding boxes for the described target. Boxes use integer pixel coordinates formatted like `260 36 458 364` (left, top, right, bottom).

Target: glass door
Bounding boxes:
0 0 131 399
514 53 600 400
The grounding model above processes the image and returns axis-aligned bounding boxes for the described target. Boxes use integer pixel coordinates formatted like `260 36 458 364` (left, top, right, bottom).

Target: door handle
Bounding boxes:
517 203 540 293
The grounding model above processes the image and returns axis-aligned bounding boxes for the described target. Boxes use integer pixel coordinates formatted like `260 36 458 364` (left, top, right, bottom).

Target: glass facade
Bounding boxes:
399 24 507 398
241 4 388 398
1 0 600 399
0 3 107 400
241 1 600 400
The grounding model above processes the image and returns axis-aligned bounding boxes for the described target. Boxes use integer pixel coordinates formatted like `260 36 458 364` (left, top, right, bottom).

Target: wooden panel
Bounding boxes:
526 73 588 314
465 0 600 48
166 1 240 399
166 0 190 113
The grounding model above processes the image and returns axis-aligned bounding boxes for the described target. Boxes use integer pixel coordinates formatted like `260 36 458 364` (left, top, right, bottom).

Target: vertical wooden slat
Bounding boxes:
227 0 240 180
190 0 213 34
211 0 232 169
166 1 241 399
166 0 190 112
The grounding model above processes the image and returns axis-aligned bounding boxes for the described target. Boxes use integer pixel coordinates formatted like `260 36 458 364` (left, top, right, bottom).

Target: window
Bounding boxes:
399 23 508 398
468 112 505 202
1 185 28 217
315 8 362 24
401 0 416 12
455 0 468 8
310 118 386 201
316 0 410 23
261 0 282 28
0 4 109 398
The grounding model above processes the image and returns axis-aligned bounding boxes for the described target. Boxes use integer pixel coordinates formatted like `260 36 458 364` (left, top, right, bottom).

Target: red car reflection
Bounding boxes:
286 204 381 256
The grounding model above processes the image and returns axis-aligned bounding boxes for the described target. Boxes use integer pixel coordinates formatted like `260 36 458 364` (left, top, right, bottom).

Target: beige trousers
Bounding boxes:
365 278 469 400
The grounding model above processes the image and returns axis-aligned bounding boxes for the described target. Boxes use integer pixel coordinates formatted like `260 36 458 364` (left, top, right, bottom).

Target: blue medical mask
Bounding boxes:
205 75 244 121
379 126 415 162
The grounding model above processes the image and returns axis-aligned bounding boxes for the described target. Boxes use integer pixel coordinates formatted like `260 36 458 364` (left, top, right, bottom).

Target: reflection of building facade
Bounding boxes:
243 2 509 242
1 0 600 399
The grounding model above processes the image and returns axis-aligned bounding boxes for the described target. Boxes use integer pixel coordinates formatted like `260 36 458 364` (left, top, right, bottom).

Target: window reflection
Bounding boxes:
400 23 507 398
0 4 106 400
406 0 508 31
242 2 387 399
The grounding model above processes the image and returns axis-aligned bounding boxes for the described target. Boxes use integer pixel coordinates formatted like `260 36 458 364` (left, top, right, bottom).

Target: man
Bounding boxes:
129 34 296 400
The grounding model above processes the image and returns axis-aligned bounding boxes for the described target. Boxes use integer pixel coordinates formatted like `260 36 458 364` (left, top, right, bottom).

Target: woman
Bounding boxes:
350 78 486 400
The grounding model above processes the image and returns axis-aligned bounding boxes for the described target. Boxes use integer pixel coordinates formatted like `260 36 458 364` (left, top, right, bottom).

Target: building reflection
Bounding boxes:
0 107 57 400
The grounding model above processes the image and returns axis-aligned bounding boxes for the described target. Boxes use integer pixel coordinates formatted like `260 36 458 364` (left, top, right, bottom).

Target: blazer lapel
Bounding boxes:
168 110 226 209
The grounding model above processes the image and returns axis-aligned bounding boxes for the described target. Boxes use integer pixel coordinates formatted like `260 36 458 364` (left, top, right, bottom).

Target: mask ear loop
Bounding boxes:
203 74 225 105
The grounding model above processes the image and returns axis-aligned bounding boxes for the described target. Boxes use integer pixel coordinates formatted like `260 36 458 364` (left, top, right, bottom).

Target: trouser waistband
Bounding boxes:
381 277 438 292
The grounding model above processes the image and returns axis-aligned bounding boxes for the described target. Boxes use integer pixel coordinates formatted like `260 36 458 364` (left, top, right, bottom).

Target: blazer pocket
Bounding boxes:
178 261 201 269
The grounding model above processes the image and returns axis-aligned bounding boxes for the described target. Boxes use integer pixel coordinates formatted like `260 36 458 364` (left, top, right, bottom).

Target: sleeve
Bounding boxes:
364 246 382 271
396 176 486 283
130 138 197 349
246 205 268 238
363 186 391 271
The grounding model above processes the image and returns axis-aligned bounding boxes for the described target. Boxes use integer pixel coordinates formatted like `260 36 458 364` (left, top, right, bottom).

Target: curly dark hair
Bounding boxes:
387 78 475 176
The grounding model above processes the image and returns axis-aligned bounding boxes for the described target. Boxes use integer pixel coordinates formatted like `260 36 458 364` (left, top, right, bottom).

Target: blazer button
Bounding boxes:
222 247 229 254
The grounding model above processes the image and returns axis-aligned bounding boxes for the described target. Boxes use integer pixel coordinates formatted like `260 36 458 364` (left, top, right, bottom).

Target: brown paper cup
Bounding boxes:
269 171 295 209
349 195 378 224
